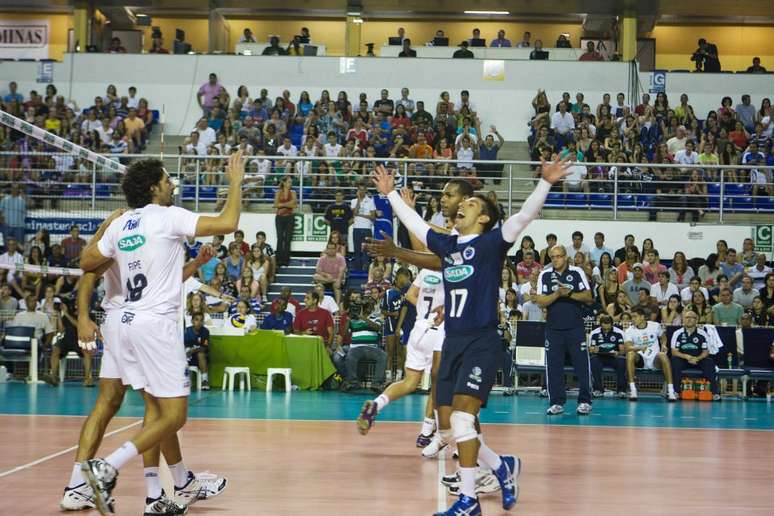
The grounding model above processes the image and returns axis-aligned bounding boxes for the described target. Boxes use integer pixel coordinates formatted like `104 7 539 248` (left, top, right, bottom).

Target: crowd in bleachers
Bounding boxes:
181 73 505 201
528 90 774 218
0 81 155 185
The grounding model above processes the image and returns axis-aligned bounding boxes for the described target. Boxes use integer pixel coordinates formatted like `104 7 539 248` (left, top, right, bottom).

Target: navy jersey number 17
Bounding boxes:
426 229 510 333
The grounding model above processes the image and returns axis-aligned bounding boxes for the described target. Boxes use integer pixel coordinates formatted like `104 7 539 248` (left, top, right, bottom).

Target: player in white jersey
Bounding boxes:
623 306 677 401
356 268 445 436
61 244 227 514
78 152 246 515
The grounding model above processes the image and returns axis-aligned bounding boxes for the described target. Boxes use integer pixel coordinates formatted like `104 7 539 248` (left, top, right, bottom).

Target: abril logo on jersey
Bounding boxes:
118 235 146 252
444 265 474 283
123 218 140 231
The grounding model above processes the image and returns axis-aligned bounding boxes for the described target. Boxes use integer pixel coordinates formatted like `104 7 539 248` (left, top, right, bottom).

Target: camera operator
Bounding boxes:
691 38 721 72
337 299 386 392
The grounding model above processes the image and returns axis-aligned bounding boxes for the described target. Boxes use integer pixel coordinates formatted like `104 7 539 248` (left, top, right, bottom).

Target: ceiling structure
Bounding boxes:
3 0 774 26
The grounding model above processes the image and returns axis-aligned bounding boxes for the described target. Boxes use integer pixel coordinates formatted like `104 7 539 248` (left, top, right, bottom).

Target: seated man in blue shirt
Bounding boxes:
184 312 211 390
261 297 294 333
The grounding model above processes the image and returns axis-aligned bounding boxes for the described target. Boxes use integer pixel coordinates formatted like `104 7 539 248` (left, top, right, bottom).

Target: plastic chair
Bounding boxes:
222 366 251 391
267 368 292 392
59 351 81 383
188 365 202 391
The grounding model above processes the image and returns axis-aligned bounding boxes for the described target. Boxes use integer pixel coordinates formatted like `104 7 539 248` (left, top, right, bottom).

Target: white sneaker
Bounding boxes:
144 491 188 515
545 404 564 416
174 471 228 506
445 469 501 495
629 386 638 401
667 391 678 402
60 483 96 511
576 403 592 416
395 370 403 381
421 432 449 458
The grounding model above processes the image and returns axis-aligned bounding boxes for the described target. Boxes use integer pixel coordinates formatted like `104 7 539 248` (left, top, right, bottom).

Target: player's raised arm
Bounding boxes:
195 150 245 237
80 208 127 272
372 165 431 246
501 155 571 243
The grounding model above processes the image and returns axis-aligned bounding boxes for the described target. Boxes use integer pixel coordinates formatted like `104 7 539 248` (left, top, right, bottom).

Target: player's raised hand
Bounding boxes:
399 187 416 209
371 165 395 196
363 231 397 258
225 149 245 185
105 207 127 224
540 155 572 184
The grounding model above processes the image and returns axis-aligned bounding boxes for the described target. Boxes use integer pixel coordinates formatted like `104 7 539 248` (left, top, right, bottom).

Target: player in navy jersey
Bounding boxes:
588 314 627 397
380 268 413 380
372 157 570 516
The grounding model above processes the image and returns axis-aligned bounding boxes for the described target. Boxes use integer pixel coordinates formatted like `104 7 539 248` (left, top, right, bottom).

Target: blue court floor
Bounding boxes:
1 383 772 431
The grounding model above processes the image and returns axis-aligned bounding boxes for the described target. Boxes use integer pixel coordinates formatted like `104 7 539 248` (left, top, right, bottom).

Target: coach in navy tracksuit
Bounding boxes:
536 245 594 415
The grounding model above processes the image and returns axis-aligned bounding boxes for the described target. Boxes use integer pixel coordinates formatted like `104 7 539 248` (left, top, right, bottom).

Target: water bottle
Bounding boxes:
0 365 7 383
726 353 733 369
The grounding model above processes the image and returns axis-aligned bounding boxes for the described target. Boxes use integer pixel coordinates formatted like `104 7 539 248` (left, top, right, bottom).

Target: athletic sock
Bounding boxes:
629 382 637 392
144 467 162 500
420 417 435 436
459 467 477 499
68 462 84 488
105 441 138 470
476 434 502 471
667 383 675 395
374 394 390 412
169 461 189 488
202 373 209 382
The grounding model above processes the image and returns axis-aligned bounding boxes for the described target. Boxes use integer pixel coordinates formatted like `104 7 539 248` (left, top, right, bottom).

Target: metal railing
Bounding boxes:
1 151 772 223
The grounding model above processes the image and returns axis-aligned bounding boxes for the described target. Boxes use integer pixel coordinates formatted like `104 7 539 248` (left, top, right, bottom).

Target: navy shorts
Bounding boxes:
435 327 500 408
383 317 399 337
186 346 208 367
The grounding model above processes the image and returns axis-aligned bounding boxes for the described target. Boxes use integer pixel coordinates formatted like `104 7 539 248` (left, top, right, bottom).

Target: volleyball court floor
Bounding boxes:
0 384 772 515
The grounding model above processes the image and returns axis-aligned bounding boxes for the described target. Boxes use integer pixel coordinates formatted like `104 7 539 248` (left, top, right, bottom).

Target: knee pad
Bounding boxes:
450 411 477 444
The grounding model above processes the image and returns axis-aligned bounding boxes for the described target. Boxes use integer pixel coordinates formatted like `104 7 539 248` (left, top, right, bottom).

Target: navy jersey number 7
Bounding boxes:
426 228 511 333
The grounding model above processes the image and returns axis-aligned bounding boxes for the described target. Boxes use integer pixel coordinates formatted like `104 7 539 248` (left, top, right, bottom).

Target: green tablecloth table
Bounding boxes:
209 330 335 390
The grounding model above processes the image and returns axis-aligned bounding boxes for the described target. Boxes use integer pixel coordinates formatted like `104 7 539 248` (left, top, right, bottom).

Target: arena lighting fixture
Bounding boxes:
464 10 510 15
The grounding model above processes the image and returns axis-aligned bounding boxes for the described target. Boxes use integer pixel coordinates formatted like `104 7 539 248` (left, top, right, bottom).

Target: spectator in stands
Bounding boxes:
262 36 287 55
0 184 27 247
708 275 729 304
746 57 767 74
273 286 301 318
107 37 127 53
3 81 23 103
698 253 721 287
712 288 744 326
680 276 709 305
579 41 603 61
184 235 202 261
748 254 772 291
567 231 590 261
149 34 169 54
274 176 297 268
197 73 222 117
622 263 650 305
490 30 511 47
733 275 760 308
254 231 276 282
478 125 505 181
550 101 575 149
314 243 347 305
514 250 541 285
538 233 558 266
634 288 660 320
59 225 86 266
660 294 684 326
337 297 386 391
670 310 720 400
15 294 56 382
184 312 211 389
239 28 257 43
294 290 334 347
529 39 547 60
747 296 770 327
588 315 627 397
740 238 757 268
314 283 339 315
720 248 745 288
642 249 666 284
261 297 294 333
453 41 474 59
667 251 693 291
606 290 631 322
651 271 679 307
691 38 721 72
398 39 416 57
737 94 757 132
515 31 531 48
556 34 571 48
588 232 613 266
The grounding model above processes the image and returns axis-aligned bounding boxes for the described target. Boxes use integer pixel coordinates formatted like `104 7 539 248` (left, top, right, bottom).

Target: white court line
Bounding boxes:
0 419 142 479
437 449 447 513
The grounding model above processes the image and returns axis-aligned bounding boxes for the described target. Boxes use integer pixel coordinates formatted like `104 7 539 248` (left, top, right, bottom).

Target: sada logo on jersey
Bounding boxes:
118 235 146 252
444 265 474 283
424 275 441 285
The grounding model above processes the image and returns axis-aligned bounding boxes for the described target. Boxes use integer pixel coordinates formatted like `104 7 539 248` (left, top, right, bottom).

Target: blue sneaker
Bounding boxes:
356 400 378 435
433 494 481 516
493 455 521 510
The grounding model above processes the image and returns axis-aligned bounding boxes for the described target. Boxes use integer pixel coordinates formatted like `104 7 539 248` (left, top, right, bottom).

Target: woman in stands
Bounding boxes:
203 146 223 186
728 121 750 152
511 235 536 266
687 290 713 324
22 246 46 300
698 253 721 287
639 238 654 262
391 104 411 130
248 244 270 301
718 139 740 183
668 252 694 291
327 230 347 258
606 291 631 323
499 266 519 303
136 98 153 130
653 92 669 123
186 292 213 327
681 169 707 222
223 242 245 282
296 91 313 117
715 239 729 262
500 288 520 321
747 296 769 327
593 252 616 284
368 255 393 283
315 90 332 111
660 295 683 326
213 262 238 299
598 269 620 309
596 109 615 141
103 84 119 109
603 127 623 154
436 91 455 116
236 267 261 300
421 196 444 228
